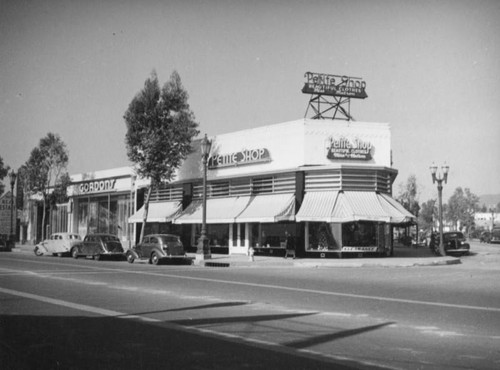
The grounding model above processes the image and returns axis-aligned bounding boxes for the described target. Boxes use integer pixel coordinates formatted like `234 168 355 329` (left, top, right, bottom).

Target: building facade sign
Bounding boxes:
302 72 367 99
77 179 116 195
208 148 271 169
326 136 373 161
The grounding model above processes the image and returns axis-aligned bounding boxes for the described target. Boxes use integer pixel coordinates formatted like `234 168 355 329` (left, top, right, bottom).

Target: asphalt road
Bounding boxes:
1 241 499 369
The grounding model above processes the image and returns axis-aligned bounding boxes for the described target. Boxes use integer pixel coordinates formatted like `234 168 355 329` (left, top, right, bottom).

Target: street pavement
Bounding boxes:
11 242 460 268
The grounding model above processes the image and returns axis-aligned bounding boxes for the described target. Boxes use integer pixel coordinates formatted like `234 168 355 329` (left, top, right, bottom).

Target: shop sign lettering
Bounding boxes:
342 246 378 252
208 148 271 169
302 72 367 99
78 179 116 194
326 137 373 161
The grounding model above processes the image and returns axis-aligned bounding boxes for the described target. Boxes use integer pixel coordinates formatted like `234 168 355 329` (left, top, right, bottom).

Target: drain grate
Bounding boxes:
204 262 230 268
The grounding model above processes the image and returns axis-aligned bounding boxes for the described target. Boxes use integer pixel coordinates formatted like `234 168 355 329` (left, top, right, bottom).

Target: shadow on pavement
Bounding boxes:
0 314 387 370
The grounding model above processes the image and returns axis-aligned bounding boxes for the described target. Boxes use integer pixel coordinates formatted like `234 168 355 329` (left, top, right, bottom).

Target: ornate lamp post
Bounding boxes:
196 134 212 261
9 170 17 240
430 163 449 256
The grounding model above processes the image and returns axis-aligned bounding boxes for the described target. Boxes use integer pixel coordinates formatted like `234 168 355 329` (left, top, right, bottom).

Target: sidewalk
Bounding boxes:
11 242 460 268
190 244 460 268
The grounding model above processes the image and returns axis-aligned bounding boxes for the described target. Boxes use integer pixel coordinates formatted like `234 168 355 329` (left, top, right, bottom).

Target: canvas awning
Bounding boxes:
378 193 416 224
296 191 414 224
173 196 251 224
235 193 296 223
128 201 182 223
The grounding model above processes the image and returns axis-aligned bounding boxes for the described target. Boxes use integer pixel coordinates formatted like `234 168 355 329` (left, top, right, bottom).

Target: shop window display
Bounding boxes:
342 222 377 247
307 222 340 251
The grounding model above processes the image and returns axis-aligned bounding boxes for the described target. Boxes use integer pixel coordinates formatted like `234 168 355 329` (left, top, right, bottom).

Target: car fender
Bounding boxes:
127 249 140 259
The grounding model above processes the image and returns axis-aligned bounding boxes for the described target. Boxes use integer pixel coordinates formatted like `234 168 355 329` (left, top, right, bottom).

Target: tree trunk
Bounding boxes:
41 196 47 242
139 185 153 244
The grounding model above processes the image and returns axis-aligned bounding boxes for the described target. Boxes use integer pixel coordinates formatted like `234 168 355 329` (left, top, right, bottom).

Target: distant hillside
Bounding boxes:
479 194 500 208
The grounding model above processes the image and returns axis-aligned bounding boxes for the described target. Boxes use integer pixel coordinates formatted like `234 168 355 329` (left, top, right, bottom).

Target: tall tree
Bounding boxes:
0 155 10 195
418 199 436 233
24 133 69 241
124 70 199 243
446 187 480 234
397 174 420 216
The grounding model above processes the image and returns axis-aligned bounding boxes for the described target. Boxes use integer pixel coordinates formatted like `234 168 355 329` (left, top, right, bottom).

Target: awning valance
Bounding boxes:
235 193 296 223
296 191 415 224
173 196 251 224
128 201 182 223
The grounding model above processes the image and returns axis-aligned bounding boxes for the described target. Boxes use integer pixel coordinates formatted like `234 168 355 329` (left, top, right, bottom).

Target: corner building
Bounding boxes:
129 118 415 258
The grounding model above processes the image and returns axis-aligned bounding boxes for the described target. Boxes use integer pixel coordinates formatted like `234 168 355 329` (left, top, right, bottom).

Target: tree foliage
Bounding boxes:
0 155 10 195
418 199 436 232
124 70 199 242
445 187 480 233
397 174 420 216
24 133 69 241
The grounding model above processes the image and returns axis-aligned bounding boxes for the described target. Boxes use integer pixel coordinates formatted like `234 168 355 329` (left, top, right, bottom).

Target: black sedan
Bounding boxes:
71 233 125 260
126 234 192 265
443 232 470 256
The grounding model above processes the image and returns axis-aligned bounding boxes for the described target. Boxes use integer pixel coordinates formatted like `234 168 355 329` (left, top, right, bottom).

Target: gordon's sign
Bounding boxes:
326 137 373 161
302 72 367 99
208 148 271 169
77 179 116 194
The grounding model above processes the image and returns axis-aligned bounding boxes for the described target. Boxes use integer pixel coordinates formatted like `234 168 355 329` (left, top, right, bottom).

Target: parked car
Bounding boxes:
442 232 470 256
126 234 192 265
0 236 13 252
479 231 491 243
491 228 500 244
71 233 125 260
35 233 82 257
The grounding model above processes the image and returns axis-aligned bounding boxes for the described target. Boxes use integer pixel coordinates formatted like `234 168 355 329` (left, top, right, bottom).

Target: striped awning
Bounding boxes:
378 193 416 224
173 196 251 224
128 201 182 223
235 193 296 223
296 191 414 224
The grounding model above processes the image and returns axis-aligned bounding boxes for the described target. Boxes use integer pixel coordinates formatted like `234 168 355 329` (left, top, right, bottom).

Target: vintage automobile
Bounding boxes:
442 232 470 256
479 231 491 243
71 233 125 260
126 234 192 265
491 228 500 244
34 233 82 257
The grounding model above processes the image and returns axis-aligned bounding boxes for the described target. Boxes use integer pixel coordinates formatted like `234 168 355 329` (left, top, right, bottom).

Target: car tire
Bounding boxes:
34 246 43 257
126 252 135 264
151 252 160 265
71 248 79 259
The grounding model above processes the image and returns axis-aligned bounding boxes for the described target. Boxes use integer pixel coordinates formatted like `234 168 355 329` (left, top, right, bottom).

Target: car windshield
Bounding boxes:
102 236 120 242
160 236 180 243
444 232 464 241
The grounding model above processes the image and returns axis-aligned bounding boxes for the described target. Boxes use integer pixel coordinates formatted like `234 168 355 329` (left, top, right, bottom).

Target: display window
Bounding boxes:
307 222 340 251
342 222 377 247
75 195 130 240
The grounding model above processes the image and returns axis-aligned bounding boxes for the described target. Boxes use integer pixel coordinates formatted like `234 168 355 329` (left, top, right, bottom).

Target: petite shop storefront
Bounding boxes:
128 118 415 258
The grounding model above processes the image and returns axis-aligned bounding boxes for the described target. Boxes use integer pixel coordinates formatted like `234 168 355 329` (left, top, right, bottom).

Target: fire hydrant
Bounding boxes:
248 247 255 262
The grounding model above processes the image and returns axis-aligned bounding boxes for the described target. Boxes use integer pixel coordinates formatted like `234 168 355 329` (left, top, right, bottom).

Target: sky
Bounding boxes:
1 0 499 205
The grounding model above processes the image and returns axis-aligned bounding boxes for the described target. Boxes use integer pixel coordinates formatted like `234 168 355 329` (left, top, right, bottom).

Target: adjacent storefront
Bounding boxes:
67 167 136 249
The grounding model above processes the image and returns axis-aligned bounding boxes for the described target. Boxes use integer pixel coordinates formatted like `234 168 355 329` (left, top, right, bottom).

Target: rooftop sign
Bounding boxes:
208 148 271 169
302 72 367 99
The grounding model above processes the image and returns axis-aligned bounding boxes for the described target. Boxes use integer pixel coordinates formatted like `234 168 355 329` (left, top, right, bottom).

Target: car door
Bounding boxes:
136 237 148 258
83 236 93 255
142 236 153 258
44 235 55 253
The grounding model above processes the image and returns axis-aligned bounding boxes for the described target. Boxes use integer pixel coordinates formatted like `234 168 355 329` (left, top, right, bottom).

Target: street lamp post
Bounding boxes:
430 163 449 256
196 134 212 261
9 170 17 241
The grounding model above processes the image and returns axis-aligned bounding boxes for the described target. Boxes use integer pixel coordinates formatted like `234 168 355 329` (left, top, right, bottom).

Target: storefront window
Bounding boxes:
342 222 377 247
307 222 340 251
207 224 229 247
260 223 295 248
75 194 130 239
